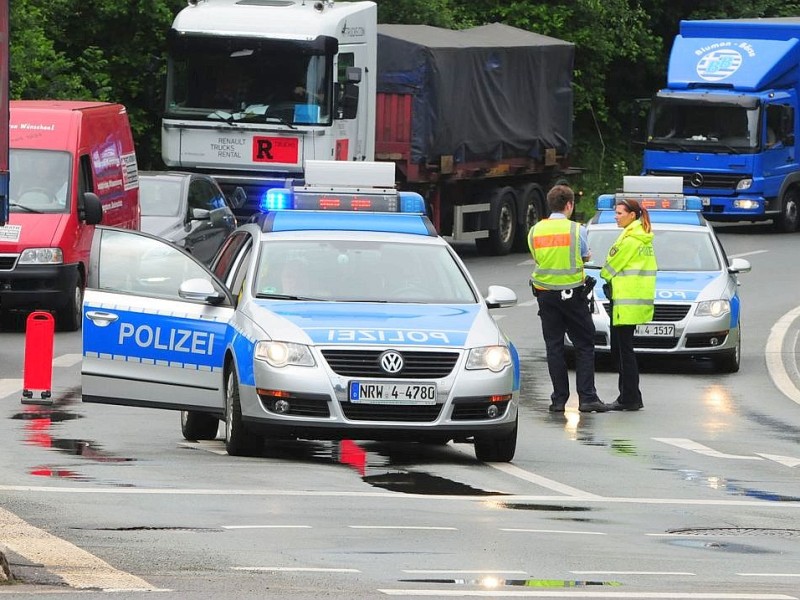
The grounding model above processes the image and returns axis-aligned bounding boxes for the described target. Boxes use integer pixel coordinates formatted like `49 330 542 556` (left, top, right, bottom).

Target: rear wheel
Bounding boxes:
474 415 517 462
476 187 517 256
774 188 800 232
512 183 544 252
224 366 263 456
181 411 219 441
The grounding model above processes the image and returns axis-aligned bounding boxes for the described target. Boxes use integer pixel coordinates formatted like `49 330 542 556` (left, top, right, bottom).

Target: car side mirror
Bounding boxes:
191 207 211 221
485 285 517 309
82 192 103 225
728 257 751 274
178 278 226 305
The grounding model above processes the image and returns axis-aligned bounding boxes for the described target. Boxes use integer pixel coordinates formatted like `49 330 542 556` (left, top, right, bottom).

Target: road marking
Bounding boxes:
654 438 763 460
728 250 768 259
178 441 226 455
571 571 695 576
0 379 22 399
518 299 537 308
349 525 458 530
221 525 311 529
756 453 800 468
51 353 82 367
0 507 158 591
487 462 601 498
765 304 800 406
501 528 605 535
737 573 800 577
378 590 796 598
403 570 528 575
232 567 360 573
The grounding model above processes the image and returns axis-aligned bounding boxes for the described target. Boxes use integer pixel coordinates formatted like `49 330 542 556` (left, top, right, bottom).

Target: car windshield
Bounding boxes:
253 239 478 303
139 178 183 217
586 228 721 272
9 149 71 214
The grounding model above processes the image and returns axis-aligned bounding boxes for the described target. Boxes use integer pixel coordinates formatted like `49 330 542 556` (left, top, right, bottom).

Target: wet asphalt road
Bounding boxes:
1 222 800 599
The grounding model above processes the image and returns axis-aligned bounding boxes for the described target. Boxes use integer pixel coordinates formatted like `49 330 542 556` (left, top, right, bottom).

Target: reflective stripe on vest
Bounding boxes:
529 219 583 290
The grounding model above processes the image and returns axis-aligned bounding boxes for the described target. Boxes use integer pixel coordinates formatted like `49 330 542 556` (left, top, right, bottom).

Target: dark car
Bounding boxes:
138 171 240 265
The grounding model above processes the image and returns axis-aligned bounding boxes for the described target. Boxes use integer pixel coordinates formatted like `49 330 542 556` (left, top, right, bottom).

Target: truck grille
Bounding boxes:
604 303 690 322
321 350 459 379
648 170 749 191
0 254 18 271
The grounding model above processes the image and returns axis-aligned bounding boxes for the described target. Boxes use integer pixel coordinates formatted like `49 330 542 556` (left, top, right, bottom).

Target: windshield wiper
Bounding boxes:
9 202 42 214
255 292 326 301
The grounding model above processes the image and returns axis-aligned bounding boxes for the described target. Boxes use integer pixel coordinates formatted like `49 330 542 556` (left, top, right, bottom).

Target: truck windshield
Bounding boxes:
647 98 759 153
8 149 71 214
165 35 333 126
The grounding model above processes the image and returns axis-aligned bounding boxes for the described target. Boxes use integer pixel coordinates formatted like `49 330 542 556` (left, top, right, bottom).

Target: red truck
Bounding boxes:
0 101 140 330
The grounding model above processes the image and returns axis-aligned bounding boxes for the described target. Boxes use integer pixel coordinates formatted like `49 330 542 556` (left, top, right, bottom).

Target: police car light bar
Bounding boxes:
261 187 426 214
595 193 702 212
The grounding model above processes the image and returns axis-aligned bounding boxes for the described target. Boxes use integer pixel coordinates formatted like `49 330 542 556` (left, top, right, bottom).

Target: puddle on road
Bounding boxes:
10 395 136 483
363 471 505 496
678 469 800 502
492 503 591 512
665 538 775 554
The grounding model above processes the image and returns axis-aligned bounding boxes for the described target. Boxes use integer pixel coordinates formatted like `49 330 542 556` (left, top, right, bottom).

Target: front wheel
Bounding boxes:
181 411 220 441
774 188 800 233
57 275 83 332
474 415 517 462
224 366 262 456
712 325 741 373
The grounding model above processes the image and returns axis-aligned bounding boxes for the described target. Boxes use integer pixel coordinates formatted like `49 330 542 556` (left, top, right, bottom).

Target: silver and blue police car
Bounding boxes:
80 161 520 462
581 177 751 373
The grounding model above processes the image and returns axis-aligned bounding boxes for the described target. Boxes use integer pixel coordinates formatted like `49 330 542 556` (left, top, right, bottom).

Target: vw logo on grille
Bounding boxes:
379 351 404 374
690 172 704 188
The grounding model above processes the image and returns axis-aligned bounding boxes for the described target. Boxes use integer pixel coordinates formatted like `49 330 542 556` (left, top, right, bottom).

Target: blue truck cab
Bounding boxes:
643 18 800 232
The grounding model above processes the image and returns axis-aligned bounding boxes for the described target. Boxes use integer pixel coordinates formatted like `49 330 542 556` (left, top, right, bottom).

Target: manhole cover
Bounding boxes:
668 528 800 538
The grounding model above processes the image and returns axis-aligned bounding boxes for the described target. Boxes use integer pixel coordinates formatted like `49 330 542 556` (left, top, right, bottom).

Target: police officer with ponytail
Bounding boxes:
528 185 608 414
600 198 657 411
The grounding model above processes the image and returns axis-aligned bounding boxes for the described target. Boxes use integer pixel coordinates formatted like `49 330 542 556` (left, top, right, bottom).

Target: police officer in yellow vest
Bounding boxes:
528 185 608 413
600 197 657 411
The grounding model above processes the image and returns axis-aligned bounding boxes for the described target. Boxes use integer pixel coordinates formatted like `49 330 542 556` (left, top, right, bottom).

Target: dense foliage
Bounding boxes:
9 0 800 206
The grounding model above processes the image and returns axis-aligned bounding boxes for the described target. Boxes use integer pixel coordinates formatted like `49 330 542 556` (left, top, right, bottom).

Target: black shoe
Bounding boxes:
609 400 643 411
548 404 566 413
578 401 609 413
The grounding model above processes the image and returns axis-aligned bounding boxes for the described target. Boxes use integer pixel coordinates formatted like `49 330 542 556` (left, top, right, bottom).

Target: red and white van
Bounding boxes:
0 100 140 331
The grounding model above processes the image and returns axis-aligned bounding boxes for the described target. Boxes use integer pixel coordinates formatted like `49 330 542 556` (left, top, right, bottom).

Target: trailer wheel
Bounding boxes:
512 183 545 252
774 187 800 233
476 186 517 256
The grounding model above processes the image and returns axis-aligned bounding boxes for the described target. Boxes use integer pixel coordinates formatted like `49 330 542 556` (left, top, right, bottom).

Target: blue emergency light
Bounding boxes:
259 187 426 214
595 193 702 212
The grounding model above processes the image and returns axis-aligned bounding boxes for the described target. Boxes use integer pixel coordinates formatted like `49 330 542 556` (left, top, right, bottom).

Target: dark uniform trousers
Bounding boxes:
609 324 643 407
536 288 601 406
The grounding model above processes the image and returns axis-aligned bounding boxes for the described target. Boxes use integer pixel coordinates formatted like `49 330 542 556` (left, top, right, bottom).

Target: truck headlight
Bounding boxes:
733 199 760 210
255 341 315 368
696 299 730 317
735 178 753 191
18 248 64 265
466 346 511 372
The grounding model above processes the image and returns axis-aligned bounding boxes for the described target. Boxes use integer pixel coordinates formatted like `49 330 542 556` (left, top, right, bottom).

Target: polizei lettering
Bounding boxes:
118 323 215 355
326 329 450 344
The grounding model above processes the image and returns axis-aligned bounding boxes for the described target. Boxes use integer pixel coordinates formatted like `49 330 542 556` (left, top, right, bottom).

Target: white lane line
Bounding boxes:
518 299 537 307
403 570 528 575
756 453 800 468
379 590 796 598
349 525 458 530
0 506 157 591
51 353 83 367
654 438 763 460
572 571 695 576
221 525 311 529
765 304 800 406
0 378 23 399
737 573 800 577
501 528 605 536
729 250 768 259
487 462 601 498
178 441 227 455
233 567 360 573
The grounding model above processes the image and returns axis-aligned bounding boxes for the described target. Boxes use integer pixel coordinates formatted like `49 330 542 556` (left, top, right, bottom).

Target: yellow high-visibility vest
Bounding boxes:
528 218 583 290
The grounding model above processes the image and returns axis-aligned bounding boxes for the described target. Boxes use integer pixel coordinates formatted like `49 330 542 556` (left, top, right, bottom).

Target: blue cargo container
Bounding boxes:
643 18 800 231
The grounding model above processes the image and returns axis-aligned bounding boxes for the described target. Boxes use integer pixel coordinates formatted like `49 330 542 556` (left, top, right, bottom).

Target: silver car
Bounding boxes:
582 204 751 373
80 193 520 462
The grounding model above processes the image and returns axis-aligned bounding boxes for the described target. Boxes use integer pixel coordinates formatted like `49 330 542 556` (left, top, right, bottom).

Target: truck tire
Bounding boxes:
512 183 545 252
774 188 800 233
475 186 517 256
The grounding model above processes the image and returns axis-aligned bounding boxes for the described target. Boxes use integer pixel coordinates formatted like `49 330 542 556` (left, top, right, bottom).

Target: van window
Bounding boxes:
9 149 71 214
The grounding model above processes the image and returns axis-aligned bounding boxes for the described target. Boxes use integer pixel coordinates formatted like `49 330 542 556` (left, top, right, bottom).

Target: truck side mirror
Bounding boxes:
82 192 103 225
629 97 652 150
339 82 360 120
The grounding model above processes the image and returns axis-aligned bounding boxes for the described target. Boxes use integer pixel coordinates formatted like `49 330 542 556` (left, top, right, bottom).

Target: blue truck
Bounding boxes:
643 18 800 232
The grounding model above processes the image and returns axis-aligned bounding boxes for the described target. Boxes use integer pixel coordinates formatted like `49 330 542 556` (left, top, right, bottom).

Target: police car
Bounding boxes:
581 176 751 373
81 161 520 462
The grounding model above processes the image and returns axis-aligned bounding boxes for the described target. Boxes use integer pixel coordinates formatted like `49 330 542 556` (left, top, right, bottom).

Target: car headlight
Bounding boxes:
696 299 730 317
255 341 315 368
466 345 512 372
18 248 64 265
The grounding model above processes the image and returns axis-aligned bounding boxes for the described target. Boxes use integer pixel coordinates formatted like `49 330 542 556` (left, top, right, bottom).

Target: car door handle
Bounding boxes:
85 311 119 327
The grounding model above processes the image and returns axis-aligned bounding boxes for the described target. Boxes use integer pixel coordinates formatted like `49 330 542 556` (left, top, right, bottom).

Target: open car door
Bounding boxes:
81 227 235 414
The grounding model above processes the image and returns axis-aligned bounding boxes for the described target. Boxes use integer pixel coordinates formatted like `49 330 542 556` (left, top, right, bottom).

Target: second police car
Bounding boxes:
81 161 521 462
581 176 751 373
